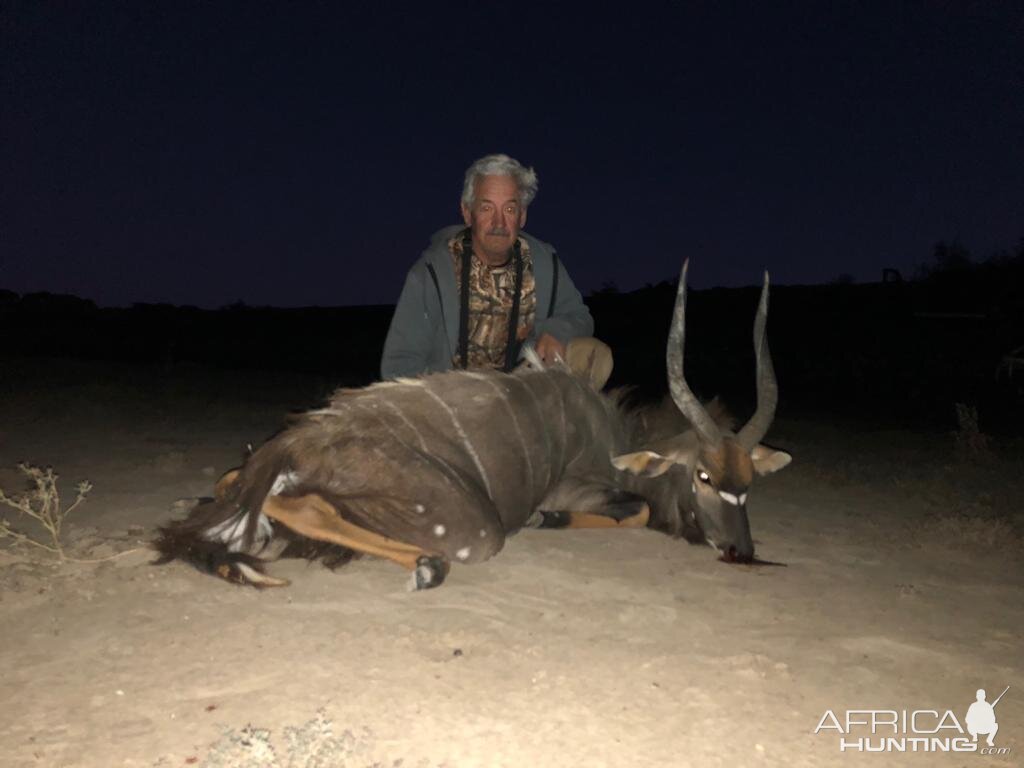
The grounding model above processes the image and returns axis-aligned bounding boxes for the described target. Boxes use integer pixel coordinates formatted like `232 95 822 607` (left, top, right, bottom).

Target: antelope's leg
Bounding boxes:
261 492 449 589
538 503 651 530
263 493 425 567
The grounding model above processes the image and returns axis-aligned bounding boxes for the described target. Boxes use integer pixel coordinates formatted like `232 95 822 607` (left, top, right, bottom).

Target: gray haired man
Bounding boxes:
381 153 594 379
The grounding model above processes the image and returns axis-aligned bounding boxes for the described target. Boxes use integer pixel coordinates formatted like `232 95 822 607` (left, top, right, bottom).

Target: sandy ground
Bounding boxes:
1 361 1021 767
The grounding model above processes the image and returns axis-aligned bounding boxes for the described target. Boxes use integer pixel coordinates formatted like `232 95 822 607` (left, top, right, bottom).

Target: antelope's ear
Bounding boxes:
751 445 792 476
565 337 614 390
612 450 677 478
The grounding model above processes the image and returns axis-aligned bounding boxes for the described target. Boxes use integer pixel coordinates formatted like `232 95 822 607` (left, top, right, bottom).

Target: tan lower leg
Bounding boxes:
262 493 429 571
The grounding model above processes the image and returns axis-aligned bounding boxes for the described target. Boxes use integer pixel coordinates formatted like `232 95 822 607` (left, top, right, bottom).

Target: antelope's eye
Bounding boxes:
697 470 711 484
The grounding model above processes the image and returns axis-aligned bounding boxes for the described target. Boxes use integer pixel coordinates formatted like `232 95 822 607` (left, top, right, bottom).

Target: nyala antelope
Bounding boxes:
154 260 791 589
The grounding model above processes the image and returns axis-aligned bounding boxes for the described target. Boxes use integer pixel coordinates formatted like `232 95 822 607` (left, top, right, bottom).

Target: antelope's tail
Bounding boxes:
151 437 293 587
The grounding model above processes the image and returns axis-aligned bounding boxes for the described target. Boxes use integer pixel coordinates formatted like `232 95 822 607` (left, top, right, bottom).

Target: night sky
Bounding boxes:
3 2 1022 308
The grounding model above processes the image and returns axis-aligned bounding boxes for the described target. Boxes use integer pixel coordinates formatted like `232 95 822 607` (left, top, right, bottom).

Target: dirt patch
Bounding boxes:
1 366 1021 767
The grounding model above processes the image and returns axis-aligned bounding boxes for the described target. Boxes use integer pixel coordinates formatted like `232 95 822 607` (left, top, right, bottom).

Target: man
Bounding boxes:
381 153 594 379
966 688 1002 748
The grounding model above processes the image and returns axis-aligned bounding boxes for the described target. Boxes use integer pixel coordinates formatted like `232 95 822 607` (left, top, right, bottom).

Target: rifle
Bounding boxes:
991 686 1010 708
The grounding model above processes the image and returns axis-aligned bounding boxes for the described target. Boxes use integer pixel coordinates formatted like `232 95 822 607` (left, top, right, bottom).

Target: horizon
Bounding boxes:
1 264 969 312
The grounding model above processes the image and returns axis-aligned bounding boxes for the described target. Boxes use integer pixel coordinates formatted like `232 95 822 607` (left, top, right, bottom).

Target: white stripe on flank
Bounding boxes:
424 386 493 500
537 372 566 480
478 376 534 494
514 377 553 490
368 403 471 495
379 398 429 453
718 490 740 506
555 374 570 472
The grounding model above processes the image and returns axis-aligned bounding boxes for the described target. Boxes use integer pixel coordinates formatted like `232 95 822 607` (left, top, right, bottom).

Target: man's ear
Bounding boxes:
461 202 472 227
519 207 527 229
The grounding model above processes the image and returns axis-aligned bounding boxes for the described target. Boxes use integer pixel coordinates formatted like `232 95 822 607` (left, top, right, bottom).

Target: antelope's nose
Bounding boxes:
724 543 754 564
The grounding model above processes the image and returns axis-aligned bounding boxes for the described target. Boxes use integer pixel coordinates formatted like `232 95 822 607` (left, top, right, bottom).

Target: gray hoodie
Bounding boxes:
381 225 594 379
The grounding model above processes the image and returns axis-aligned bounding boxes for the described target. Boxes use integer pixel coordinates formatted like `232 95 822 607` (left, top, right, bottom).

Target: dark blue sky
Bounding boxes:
2 2 1021 308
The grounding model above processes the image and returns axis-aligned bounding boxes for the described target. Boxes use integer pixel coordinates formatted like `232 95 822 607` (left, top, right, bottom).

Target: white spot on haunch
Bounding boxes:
433 524 446 537
414 504 426 514
456 547 470 561
479 529 487 538
718 490 740 506
739 493 748 505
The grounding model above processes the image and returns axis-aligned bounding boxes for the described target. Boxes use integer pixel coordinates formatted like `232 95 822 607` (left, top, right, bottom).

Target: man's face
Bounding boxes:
461 174 527 265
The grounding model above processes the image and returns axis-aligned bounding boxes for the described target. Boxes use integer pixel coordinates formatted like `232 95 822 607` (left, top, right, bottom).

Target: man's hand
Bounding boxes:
534 332 566 365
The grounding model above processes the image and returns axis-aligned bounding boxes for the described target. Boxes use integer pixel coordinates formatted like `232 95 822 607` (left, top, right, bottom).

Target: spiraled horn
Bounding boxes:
667 260 722 446
736 270 778 450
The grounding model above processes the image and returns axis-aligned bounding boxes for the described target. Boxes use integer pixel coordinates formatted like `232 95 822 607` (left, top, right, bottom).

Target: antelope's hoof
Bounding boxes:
408 555 448 591
533 510 570 529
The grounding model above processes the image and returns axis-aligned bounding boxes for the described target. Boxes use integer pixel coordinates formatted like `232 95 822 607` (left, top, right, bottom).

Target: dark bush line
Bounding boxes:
2 275 1022 432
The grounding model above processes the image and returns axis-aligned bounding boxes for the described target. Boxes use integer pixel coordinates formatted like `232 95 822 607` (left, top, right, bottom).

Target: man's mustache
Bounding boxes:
487 228 511 237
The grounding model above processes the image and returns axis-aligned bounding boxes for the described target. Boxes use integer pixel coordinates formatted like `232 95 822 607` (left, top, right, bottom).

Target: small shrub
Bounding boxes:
952 403 990 460
0 463 92 562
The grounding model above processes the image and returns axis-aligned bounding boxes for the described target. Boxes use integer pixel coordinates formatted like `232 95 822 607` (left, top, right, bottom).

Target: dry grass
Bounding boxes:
918 511 1021 550
952 402 990 460
0 462 92 561
154 709 447 768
